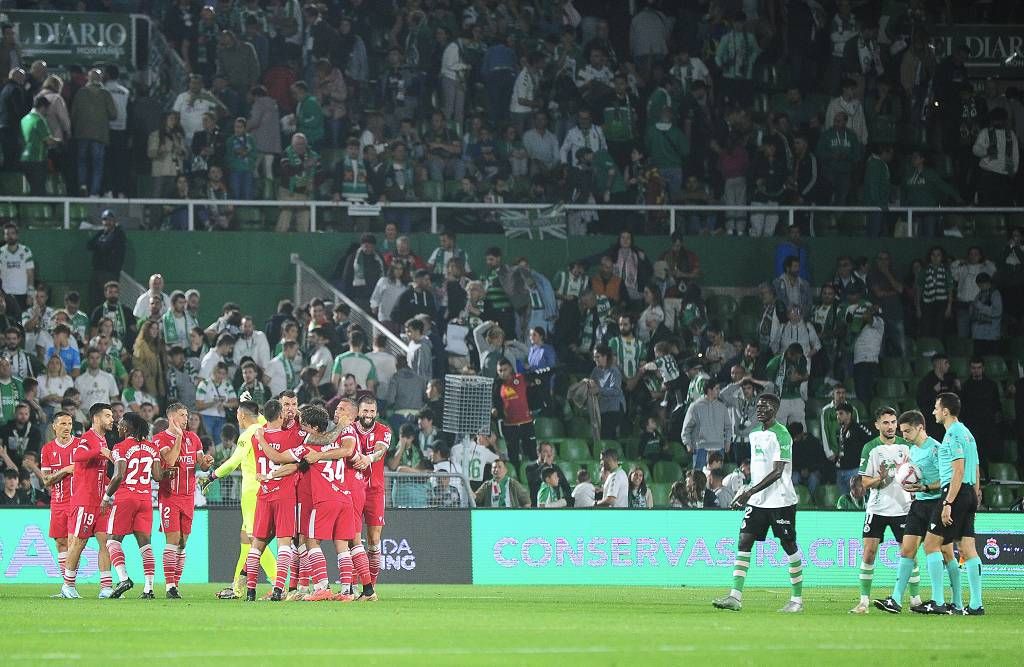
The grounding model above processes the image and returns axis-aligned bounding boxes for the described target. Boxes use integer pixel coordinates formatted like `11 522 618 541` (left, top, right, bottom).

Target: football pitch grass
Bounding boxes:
3 584 1020 665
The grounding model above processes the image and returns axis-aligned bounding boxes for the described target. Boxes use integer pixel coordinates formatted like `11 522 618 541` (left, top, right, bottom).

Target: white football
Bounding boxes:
895 462 921 487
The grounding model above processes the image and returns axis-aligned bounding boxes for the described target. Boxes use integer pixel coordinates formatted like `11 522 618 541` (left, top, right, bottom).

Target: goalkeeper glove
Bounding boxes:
199 471 218 495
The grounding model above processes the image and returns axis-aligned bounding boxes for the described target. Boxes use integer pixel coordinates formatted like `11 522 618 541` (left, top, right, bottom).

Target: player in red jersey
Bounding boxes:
294 404 357 601
245 398 305 601
286 392 355 600
101 412 163 599
353 397 391 592
39 412 80 586
337 395 391 601
61 403 114 599
278 390 310 600
154 403 213 599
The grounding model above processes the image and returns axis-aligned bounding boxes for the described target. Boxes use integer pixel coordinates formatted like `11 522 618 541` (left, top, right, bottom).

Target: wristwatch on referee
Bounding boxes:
943 500 954 507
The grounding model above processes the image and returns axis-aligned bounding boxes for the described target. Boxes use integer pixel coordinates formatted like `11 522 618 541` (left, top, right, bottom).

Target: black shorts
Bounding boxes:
905 499 939 538
862 512 907 541
928 486 977 545
741 505 797 542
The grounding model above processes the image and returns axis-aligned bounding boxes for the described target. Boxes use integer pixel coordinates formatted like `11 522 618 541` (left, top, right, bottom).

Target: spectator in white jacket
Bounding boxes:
772 305 821 358
370 263 408 329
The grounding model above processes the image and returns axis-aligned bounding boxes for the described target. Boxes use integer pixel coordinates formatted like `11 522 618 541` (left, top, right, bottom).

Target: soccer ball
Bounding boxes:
895 462 921 487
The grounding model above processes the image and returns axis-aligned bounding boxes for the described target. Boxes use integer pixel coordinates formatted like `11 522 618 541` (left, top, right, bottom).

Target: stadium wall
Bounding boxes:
2 508 1022 587
26 231 1000 325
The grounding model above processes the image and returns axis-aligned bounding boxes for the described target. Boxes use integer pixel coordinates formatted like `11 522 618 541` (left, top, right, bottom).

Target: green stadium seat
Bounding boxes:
421 180 443 202
707 294 738 325
738 295 761 316
805 419 822 441
45 174 66 195
874 378 906 399
135 174 156 198
652 461 683 484
19 203 55 228
534 416 564 440
443 179 462 197
913 357 933 379
560 438 591 462
650 483 671 507
518 462 530 482
1010 337 1024 361
0 202 15 220
595 440 621 457
916 337 945 358
848 398 867 417
1005 441 1019 464
566 417 593 440
796 485 814 508
666 442 690 465
737 313 759 339
948 356 969 380
881 358 913 379
816 484 840 508
619 436 640 460
988 463 1020 481
983 356 1009 381
944 336 973 358
623 461 650 480
0 171 27 195
982 485 1014 509
1002 399 1016 421
235 206 265 229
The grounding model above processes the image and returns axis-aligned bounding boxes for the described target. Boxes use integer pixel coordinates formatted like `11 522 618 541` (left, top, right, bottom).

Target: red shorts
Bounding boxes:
348 482 366 535
50 505 70 539
297 492 313 538
67 505 102 539
107 495 153 536
252 494 297 541
309 498 357 541
363 486 386 527
159 495 195 535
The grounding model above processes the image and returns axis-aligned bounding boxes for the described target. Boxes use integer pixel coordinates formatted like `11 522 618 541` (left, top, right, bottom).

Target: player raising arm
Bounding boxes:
39 412 80 587
713 393 804 613
101 413 163 599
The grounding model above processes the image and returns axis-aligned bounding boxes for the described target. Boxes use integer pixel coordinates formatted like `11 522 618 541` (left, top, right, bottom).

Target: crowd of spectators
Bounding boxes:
0 1 1022 234
2 198 1023 508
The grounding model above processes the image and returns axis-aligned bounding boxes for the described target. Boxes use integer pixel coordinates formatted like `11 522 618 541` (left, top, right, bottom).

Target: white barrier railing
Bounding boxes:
3 195 1020 237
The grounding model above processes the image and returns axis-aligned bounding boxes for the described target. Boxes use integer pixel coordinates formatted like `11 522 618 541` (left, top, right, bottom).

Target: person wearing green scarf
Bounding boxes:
275 133 320 232
474 457 531 507
161 291 198 346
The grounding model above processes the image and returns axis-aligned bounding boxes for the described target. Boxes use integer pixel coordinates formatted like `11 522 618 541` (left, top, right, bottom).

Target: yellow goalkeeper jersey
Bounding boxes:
214 419 265 498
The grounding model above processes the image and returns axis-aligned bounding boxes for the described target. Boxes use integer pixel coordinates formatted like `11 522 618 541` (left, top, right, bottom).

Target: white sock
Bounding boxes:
166 583 174 592
791 596 802 604
144 575 154 593
910 595 922 606
729 588 742 601
114 564 128 581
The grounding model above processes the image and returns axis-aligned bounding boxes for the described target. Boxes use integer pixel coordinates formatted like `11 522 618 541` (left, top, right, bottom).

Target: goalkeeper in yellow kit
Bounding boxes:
200 400 275 598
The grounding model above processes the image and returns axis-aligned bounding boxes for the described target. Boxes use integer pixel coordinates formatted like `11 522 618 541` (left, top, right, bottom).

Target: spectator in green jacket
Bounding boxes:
70 68 117 196
224 117 257 200
20 95 54 195
862 144 894 237
644 105 688 201
816 111 862 205
902 150 963 237
291 81 324 148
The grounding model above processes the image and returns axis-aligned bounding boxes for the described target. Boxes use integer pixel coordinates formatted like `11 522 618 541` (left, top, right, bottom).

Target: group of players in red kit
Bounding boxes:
235 393 391 602
37 389 392 603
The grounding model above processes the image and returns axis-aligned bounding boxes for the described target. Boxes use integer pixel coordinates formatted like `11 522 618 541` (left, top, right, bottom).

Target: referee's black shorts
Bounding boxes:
905 499 938 538
927 486 977 545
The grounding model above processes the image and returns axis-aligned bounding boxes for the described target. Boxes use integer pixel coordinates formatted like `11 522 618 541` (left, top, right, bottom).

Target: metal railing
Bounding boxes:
4 194 1023 237
292 255 409 359
119 270 147 311
201 471 475 509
